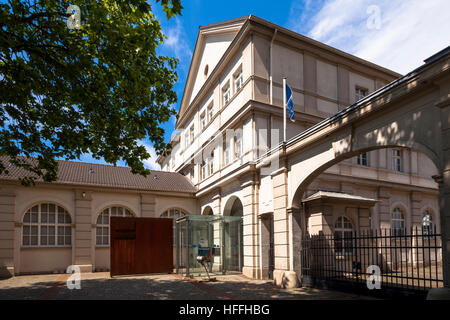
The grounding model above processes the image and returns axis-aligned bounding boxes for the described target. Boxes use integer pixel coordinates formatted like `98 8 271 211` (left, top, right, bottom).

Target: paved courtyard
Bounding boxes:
0 272 375 300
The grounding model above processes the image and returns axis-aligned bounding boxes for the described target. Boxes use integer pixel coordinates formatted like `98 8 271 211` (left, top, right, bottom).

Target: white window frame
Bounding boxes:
189 125 195 144
185 131 189 147
392 207 405 235
334 216 354 256
208 151 214 176
357 152 369 167
223 83 231 106
234 133 242 159
207 103 214 123
422 210 434 236
22 203 72 248
223 138 230 166
200 111 206 131
200 160 206 180
234 68 243 93
96 206 134 247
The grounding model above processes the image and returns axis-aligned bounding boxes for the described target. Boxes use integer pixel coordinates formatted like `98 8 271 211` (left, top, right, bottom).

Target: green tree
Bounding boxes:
0 0 182 185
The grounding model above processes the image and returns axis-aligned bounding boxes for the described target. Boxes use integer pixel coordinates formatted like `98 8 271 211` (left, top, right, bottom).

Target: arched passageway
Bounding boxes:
222 196 243 272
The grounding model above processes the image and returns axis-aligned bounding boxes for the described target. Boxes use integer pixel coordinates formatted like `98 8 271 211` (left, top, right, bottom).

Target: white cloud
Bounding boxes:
289 0 450 74
138 140 161 171
163 18 193 72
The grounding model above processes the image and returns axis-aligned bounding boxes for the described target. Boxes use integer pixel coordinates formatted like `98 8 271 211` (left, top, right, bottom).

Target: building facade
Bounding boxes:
0 16 445 285
0 160 197 276
157 16 441 282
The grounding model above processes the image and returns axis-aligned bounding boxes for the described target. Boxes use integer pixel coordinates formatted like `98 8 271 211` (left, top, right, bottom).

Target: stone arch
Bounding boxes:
291 143 440 209
223 195 243 217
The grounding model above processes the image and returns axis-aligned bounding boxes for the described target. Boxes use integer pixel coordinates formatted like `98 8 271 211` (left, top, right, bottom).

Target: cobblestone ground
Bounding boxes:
0 273 375 300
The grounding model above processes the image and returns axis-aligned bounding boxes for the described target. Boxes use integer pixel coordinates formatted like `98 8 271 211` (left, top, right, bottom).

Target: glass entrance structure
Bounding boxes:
175 215 243 276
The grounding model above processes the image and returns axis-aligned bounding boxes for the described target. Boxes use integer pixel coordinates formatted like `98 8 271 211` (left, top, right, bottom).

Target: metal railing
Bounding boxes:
301 227 443 297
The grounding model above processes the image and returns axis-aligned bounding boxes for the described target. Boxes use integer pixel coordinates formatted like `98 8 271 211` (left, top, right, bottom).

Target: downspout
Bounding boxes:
269 28 278 105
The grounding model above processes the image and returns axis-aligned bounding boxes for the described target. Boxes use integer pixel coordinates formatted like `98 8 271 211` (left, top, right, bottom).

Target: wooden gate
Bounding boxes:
110 217 173 276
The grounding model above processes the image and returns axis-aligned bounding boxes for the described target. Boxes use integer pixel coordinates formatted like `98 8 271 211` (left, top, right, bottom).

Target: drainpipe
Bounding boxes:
269 28 278 105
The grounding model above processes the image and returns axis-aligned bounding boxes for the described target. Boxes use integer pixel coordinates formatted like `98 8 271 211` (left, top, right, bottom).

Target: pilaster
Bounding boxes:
74 190 93 272
0 189 16 277
240 171 260 279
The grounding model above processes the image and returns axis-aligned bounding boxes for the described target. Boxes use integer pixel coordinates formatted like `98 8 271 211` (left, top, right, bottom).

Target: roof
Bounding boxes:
0 157 196 193
302 191 378 206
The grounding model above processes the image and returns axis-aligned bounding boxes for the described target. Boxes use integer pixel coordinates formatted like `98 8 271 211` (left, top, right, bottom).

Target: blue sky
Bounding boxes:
79 0 450 169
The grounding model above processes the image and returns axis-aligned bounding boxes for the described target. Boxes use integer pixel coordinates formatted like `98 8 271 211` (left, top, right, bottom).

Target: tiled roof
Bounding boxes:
0 157 196 193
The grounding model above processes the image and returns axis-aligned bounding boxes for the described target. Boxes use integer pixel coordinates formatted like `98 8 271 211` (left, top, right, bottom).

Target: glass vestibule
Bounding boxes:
175 215 243 276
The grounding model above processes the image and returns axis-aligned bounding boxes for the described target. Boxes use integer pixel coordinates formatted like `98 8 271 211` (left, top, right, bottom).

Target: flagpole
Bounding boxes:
283 77 287 143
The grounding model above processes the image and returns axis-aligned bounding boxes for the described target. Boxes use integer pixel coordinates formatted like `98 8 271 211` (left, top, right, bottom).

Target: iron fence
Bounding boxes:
301 227 443 298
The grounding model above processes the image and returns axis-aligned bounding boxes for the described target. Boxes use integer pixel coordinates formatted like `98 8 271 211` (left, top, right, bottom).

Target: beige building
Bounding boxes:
0 159 197 276
157 16 441 283
1 16 448 290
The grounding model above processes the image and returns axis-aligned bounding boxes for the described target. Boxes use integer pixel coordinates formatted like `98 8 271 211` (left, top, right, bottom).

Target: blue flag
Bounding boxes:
285 84 295 122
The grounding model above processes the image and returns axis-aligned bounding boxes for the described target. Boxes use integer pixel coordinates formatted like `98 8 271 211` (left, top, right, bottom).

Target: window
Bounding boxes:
234 132 243 159
96 206 134 246
422 210 434 236
207 103 214 123
357 152 369 166
200 111 206 130
355 87 368 101
200 160 206 180
392 207 405 236
185 131 189 147
208 150 214 176
22 203 72 247
189 125 195 144
392 149 402 172
234 68 243 93
334 216 353 255
223 138 230 166
223 83 231 105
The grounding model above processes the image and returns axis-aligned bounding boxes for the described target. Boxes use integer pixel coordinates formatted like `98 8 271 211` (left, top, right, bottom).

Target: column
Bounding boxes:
378 187 391 229
271 166 299 288
141 194 156 217
258 213 272 280
240 171 260 279
410 191 423 228
0 189 16 277
74 190 93 272
437 93 450 288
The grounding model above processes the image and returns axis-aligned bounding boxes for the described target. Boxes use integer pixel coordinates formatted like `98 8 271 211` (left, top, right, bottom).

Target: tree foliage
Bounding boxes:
0 0 182 185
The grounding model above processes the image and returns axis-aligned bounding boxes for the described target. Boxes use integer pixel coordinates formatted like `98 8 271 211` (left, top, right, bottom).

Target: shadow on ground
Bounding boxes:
0 273 374 300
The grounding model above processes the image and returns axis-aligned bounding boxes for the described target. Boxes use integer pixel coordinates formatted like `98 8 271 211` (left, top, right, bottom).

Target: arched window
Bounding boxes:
392 207 405 235
160 208 188 219
22 203 72 247
422 210 434 235
334 216 353 255
96 206 134 246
